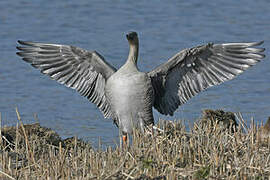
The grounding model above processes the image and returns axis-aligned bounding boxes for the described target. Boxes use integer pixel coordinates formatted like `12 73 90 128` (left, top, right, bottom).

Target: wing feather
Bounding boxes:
17 40 117 118
148 41 265 115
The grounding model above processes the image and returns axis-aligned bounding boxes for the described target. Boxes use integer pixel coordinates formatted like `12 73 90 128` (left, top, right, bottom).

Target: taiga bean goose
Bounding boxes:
16 32 265 141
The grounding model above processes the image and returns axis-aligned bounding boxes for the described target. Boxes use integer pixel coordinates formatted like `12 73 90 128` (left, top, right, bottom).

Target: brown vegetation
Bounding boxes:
0 110 270 179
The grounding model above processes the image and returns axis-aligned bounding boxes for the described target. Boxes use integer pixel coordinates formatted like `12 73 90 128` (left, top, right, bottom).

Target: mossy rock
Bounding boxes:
200 109 238 132
1 123 90 150
1 123 62 147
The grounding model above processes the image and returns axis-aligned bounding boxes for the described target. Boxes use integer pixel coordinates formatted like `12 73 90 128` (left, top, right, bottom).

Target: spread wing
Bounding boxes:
16 40 117 118
148 41 265 116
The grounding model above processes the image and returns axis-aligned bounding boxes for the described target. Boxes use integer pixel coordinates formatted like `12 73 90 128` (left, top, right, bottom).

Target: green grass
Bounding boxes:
0 110 270 179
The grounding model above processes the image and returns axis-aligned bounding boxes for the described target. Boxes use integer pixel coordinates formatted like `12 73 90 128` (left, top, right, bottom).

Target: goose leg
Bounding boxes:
122 132 128 144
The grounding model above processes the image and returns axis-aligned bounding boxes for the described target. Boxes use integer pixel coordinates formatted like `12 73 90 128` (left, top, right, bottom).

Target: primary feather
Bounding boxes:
16 32 265 135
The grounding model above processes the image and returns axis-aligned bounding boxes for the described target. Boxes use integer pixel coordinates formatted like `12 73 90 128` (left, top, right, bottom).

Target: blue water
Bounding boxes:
0 0 270 146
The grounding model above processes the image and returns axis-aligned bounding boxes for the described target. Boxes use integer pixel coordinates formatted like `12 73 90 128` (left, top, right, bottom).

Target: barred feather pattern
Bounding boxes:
16 41 116 118
148 41 265 116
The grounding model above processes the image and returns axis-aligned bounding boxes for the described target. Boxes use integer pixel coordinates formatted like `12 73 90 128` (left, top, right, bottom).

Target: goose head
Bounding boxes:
126 31 138 45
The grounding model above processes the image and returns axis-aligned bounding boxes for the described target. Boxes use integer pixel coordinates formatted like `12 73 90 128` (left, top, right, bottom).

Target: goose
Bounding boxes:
16 32 265 142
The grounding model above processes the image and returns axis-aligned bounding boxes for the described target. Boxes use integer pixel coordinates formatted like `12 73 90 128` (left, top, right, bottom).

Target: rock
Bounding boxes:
200 109 238 132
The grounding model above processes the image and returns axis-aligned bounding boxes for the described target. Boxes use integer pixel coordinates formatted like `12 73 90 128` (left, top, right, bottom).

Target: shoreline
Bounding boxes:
1 109 269 179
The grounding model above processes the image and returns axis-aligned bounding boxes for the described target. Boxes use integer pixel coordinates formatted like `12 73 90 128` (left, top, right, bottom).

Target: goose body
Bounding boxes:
106 68 154 133
16 31 265 138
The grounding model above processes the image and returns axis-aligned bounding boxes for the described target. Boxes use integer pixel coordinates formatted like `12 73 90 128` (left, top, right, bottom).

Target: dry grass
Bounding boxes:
0 110 270 179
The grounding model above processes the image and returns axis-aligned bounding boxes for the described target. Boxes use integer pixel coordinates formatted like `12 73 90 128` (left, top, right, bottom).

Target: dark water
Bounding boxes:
0 0 270 146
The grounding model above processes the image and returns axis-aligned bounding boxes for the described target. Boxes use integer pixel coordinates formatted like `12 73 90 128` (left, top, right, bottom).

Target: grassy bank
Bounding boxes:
0 110 270 179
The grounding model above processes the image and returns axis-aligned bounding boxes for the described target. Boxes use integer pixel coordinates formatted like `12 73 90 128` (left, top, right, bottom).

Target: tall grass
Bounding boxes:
0 110 270 179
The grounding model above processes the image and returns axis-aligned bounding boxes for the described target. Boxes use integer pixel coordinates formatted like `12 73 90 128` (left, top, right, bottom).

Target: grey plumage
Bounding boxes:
16 32 265 135
148 41 265 116
16 40 115 118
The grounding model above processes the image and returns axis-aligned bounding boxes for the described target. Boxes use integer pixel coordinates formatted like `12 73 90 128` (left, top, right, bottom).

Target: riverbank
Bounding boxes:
1 109 269 179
